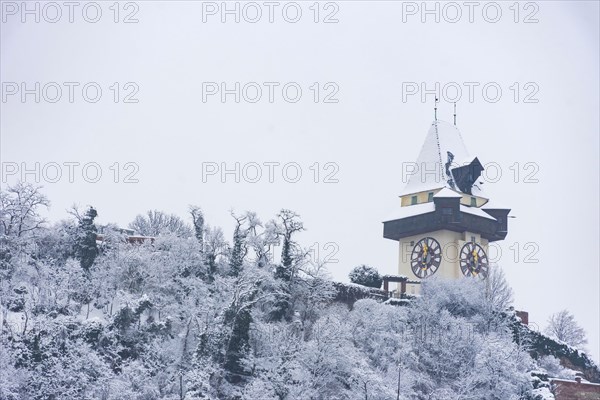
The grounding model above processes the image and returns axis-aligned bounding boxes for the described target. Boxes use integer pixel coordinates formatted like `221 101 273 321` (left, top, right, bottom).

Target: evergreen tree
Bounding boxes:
274 209 303 282
224 308 252 383
74 206 99 273
229 213 248 277
270 210 304 322
190 206 205 250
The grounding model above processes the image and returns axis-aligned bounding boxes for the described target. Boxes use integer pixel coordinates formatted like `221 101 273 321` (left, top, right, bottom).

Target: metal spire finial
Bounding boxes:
434 97 438 120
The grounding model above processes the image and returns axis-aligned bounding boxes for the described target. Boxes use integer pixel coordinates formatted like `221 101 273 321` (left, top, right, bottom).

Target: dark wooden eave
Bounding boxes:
383 197 509 242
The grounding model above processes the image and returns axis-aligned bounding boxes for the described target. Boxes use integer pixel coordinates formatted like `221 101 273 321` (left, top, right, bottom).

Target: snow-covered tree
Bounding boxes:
129 209 193 238
246 216 279 269
0 182 49 277
545 310 588 349
204 225 228 281
486 265 514 311
0 182 49 240
270 210 305 322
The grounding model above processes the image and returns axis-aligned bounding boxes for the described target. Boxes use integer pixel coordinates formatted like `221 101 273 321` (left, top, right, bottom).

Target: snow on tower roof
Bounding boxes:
382 201 497 223
459 205 497 220
400 120 486 197
382 202 435 222
433 187 462 198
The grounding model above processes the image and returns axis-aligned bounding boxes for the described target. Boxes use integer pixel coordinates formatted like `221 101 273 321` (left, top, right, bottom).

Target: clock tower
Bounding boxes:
383 119 510 295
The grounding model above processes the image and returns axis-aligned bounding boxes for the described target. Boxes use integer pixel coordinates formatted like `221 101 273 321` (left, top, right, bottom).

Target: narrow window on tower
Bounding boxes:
411 195 418 205
470 197 477 207
428 192 434 202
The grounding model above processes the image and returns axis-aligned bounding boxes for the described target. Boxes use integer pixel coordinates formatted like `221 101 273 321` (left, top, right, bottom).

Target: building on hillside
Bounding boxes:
97 226 136 236
96 225 155 245
551 377 600 400
383 119 511 296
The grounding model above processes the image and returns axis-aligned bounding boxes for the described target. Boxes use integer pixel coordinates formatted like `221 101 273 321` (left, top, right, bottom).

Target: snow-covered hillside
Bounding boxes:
1 183 598 399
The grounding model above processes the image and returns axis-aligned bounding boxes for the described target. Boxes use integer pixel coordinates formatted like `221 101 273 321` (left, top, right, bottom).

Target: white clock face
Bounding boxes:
410 237 441 278
459 242 489 279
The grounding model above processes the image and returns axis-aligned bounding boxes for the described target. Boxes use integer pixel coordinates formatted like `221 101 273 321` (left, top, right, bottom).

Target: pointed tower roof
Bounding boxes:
384 118 510 244
400 120 485 197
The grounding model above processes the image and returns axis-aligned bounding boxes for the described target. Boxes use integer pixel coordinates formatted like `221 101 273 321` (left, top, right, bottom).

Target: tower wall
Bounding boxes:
398 229 489 295
400 190 488 207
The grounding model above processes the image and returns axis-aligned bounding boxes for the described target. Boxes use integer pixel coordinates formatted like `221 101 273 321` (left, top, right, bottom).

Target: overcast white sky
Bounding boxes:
1 1 599 362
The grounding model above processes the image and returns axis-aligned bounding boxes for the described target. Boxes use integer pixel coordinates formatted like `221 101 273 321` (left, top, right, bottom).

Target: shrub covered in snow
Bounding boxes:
348 264 383 288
